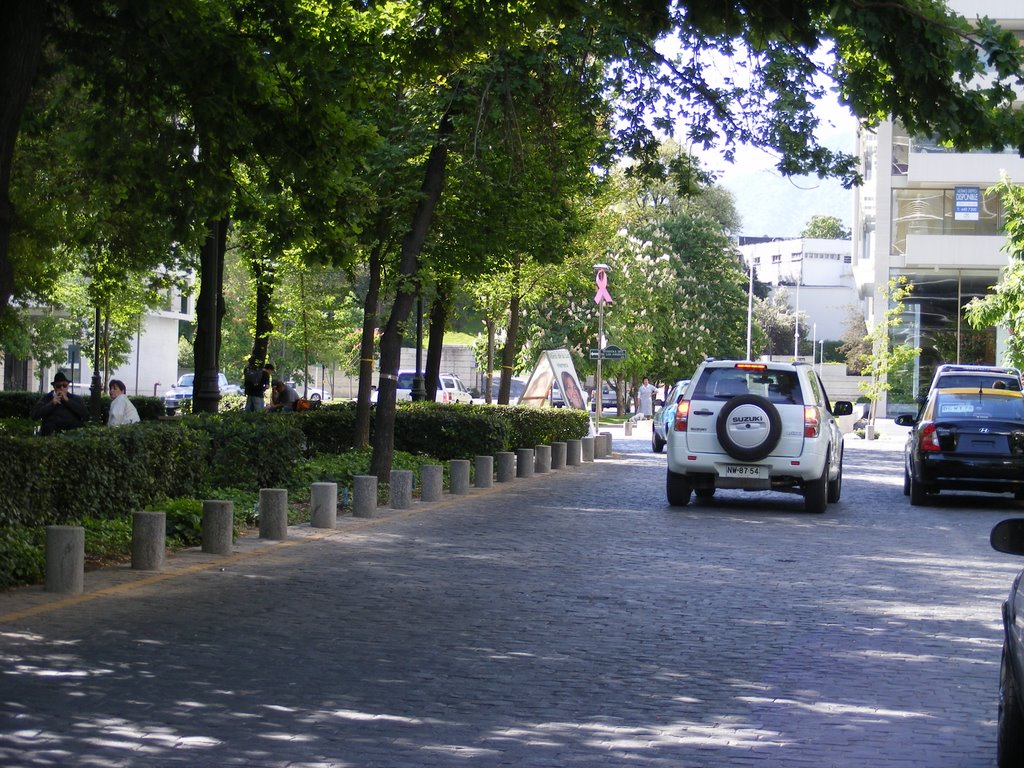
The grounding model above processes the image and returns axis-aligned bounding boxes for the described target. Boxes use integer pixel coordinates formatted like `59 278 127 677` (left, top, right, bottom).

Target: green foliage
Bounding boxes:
151 498 204 549
0 526 45 590
393 403 509 460
491 405 590 449
80 515 133 562
801 215 851 240
0 391 164 422
858 277 920 425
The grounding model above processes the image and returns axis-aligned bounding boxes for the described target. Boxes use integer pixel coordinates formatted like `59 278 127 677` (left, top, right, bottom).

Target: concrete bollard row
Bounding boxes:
475 456 493 488
450 459 471 495
566 439 582 466
534 444 551 474
582 436 595 462
551 442 566 470
421 464 443 502
311 482 338 528
600 431 613 457
516 448 534 478
624 420 633 436
132 511 166 571
202 500 234 555
353 474 377 518
390 470 413 510
259 488 289 540
496 452 516 482
45 525 84 594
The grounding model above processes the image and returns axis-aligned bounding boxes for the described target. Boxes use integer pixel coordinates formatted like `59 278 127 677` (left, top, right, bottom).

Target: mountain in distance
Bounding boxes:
723 167 853 239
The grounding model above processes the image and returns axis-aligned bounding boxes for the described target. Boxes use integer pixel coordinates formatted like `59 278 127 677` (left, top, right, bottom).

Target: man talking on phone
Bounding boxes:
31 371 88 436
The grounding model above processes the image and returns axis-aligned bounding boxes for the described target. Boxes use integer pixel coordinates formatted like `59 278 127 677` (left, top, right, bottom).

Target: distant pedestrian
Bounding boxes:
638 376 658 419
267 380 300 412
31 371 88 436
107 380 140 426
243 360 273 412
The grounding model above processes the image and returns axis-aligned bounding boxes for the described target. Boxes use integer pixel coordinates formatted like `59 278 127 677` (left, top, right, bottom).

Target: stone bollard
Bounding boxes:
202 500 234 555
601 431 613 457
496 452 516 482
311 482 338 528
421 464 443 502
45 525 84 594
534 444 552 474
624 420 633 436
516 448 535 478
353 475 377 518
551 442 567 470
131 511 166 571
566 439 582 466
259 488 289 540
582 436 595 462
475 456 493 489
450 459 471 495
390 470 413 510
593 433 606 458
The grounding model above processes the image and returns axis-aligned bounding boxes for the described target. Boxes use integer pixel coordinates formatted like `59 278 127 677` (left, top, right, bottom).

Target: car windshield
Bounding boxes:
933 391 1024 421
937 374 1021 391
693 368 802 404
177 374 194 387
396 373 415 389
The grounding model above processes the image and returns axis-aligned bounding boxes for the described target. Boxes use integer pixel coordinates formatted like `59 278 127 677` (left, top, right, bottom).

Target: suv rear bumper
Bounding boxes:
668 450 828 489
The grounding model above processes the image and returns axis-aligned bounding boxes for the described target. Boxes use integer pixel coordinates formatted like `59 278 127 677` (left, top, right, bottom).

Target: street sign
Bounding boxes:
589 345 627 361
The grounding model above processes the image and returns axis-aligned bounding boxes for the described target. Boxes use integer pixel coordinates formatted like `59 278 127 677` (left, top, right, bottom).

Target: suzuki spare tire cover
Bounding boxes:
715 394 783 462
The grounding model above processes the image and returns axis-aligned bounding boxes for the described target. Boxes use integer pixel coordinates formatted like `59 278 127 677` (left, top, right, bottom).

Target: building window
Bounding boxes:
891 188 1005 255
771 254 782 263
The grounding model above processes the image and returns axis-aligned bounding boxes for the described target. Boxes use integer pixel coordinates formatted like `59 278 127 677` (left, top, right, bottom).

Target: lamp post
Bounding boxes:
594 263 612 428
411 295 426 401
745 256 754 361
89 306 102 421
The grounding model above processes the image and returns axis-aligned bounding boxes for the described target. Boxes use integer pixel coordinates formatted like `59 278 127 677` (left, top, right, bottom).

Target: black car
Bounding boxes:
990 518 1024 766
895 386 1024 506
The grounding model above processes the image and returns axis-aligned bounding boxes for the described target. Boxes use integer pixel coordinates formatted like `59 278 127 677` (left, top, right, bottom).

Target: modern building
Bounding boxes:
739 237 858 343
852 0 1024 415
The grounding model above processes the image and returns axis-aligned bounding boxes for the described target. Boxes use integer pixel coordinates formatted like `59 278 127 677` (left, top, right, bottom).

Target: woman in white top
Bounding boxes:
107 379 140 426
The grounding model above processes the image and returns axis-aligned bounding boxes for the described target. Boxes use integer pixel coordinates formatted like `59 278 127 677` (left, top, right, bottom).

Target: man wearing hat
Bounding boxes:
31 371 88 435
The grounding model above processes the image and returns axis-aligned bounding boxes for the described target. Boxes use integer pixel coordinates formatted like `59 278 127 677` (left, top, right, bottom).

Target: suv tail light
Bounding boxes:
920 423 940 452
803 406 821 438
673 400 690 431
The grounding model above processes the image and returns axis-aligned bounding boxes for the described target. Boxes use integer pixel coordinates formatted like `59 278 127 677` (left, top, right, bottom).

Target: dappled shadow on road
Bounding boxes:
1 439 1020 766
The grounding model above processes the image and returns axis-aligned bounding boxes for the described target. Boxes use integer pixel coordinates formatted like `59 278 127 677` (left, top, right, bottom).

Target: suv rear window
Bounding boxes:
692 368 804 405
396 373 415 389
935 373 1021 391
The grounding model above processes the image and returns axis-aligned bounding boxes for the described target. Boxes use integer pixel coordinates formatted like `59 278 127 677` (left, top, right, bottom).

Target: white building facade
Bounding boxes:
739 237 858 343
852 1 1024 415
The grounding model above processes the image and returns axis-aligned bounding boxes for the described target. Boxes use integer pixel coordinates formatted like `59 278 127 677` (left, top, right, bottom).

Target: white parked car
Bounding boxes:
286 381 333 401
394 371 472 403
666 359 853 512
164 372 240 413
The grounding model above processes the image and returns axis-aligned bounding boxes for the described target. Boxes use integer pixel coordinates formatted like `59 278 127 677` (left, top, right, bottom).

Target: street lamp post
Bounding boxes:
411 295 426 401
594 263 612 428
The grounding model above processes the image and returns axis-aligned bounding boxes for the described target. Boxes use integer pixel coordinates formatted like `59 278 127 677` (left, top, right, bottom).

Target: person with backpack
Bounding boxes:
243 360 273 412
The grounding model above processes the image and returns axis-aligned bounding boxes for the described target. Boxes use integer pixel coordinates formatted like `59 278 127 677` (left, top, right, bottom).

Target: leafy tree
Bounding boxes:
858 277 919 428
965 176 1024 369
839 304 871 374
754 287 806 358
801 215 851 240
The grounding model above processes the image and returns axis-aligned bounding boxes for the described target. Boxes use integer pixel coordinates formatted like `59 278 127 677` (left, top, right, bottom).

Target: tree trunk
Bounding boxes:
370 112 452 482
497 258 522 405
249 255 274 366
425 279 453 401
0 1 45 315
484 317 495 404
354 244 383 448
193 219 228 413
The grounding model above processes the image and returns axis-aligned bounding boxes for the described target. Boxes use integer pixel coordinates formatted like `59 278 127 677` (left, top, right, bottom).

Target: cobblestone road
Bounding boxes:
1 424 1021 767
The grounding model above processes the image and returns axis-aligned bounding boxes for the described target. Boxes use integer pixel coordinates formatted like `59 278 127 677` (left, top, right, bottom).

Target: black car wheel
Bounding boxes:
826 445 843 504
999 643 1024 767
652 430 665 453
666 471 692 507
908 464 930 507
804 465 828 514
715 395 782 462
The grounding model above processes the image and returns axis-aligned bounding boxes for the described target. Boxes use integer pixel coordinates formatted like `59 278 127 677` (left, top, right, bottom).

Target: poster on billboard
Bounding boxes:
517 349 589 411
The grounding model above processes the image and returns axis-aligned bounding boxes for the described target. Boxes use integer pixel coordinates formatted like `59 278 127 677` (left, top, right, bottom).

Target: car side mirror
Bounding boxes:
832 401 853 416
992 519 1024 556
894 414 916 427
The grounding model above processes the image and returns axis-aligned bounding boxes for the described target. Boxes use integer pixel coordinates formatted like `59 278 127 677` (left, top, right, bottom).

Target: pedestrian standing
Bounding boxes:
638 376 658 420
243 360 273 412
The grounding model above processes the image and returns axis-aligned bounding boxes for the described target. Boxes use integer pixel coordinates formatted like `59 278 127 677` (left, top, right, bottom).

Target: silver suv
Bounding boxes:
666 360 853 513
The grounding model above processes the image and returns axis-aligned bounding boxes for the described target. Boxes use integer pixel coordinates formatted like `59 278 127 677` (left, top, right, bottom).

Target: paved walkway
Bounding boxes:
0 420 1014 767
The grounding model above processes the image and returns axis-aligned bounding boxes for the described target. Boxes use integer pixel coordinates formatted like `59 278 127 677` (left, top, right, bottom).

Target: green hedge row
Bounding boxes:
0 390 166 422
0 400 589 530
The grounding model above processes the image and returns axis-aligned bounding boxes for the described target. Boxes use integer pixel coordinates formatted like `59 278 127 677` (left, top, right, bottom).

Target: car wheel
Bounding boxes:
826 445 843 504
715 395 782 462
652 431 665 453
999 643 1024 767
695 487 715 500
908 466 930 506
666 471 692 507
310 393 321 401
804 465 828 514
